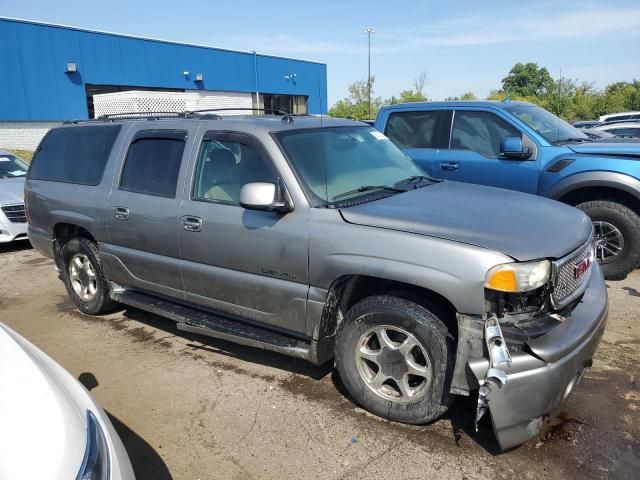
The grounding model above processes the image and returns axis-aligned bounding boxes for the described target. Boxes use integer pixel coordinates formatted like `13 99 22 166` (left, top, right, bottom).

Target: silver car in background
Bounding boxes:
0 150 29 243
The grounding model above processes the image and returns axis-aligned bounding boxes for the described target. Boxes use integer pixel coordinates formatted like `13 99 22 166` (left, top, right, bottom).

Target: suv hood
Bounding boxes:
0 177 25 204
340 181 592 261
569 142 640 159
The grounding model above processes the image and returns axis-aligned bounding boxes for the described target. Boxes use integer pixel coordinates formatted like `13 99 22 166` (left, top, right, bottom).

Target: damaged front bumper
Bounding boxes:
459 263 608 450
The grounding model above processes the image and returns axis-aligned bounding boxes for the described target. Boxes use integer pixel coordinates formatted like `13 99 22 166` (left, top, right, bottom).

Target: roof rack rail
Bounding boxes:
95 111 186 121
184 107 289 117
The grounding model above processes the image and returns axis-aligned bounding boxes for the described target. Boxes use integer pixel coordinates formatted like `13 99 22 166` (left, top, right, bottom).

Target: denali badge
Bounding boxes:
574 257 591 280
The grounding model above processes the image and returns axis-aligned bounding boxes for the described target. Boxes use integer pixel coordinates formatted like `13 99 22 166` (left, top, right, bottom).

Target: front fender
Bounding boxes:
309 209 512 316
541 170 640 201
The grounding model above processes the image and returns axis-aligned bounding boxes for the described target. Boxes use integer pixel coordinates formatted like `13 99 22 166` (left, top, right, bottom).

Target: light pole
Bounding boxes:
365 27 374 119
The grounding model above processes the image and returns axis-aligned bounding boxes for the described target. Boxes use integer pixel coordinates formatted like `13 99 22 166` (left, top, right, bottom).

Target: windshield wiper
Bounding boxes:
394 175 439 188
553 137 592 144
332 185 404 201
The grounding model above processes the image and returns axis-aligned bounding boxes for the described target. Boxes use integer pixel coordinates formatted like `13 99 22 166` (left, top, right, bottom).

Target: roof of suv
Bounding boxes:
379 100 535 111
64 114 365 133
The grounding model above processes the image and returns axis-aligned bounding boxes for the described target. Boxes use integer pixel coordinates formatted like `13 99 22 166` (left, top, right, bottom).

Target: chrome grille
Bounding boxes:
551 234 595 309
1 204 27 223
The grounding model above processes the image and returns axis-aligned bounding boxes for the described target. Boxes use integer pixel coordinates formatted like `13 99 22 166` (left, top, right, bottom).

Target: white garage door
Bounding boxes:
93 90 253 117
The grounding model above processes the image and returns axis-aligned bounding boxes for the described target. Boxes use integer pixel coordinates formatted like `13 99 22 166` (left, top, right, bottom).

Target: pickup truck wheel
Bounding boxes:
577 200 640 280
61 237 116 315
335 295 454 424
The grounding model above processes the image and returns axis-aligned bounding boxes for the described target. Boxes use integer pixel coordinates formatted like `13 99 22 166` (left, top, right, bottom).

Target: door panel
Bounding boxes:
105 127 195 296
437 110 540 193
178 132 309 334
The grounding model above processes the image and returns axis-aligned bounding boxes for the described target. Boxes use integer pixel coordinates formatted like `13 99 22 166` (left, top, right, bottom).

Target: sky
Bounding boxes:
2 0 639 105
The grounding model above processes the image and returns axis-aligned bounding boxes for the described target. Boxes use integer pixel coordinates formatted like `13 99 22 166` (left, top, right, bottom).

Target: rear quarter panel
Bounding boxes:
25 124 131 246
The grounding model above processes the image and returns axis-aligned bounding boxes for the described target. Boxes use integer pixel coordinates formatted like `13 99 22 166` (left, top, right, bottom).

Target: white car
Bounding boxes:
593 121 640 139
598 111 640 123
0 323 135 479
0 150 29 243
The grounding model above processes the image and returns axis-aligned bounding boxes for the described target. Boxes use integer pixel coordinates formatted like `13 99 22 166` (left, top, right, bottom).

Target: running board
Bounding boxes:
110 289 324 363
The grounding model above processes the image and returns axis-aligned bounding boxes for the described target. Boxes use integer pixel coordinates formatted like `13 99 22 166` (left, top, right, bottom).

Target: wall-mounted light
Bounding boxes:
183 71 190 78
195 73 204 82
285 73 297 81
65 62 77 73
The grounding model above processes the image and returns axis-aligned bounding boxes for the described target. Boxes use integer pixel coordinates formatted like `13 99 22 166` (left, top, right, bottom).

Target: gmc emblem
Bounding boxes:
574 257 591 280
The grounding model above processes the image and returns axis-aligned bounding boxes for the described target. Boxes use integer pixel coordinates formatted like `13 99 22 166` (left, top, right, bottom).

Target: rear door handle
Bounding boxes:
113 206 130 220
440 162 460 171
181 216 202 232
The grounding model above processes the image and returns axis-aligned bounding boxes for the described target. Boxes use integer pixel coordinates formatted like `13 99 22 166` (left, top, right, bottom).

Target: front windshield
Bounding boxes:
0 154 28 179
505 105 589 144
275 126 425 204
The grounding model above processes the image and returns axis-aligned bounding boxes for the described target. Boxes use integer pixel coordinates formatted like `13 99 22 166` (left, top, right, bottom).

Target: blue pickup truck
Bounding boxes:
375 101 640 279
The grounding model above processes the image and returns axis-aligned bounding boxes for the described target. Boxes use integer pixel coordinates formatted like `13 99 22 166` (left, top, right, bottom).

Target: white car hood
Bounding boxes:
0 324 86 480
0 178 25 204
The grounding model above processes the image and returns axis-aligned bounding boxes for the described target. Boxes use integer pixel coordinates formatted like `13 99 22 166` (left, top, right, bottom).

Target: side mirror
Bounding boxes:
239 182 292 213
500 136 532 160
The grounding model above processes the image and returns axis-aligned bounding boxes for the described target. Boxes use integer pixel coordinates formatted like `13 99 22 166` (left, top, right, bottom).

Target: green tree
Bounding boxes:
502 63 553 98
445 91 477 101
328 76 382 120
386 72 429 105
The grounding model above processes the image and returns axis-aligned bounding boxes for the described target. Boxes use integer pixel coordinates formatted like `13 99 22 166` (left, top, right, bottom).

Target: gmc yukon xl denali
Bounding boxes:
375 101 640 280
25 112 608 450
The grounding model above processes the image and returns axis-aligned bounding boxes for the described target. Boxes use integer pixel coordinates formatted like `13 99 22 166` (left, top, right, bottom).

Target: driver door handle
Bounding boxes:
440 161 460 171
181 215 202 232
113 206 130 221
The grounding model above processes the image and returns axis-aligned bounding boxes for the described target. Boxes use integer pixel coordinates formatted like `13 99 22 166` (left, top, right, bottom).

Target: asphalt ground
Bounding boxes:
1 242 639 479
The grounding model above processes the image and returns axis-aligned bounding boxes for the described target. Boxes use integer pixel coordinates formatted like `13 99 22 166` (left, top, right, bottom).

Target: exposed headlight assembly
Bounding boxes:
77 411 110 480
485 260 550 293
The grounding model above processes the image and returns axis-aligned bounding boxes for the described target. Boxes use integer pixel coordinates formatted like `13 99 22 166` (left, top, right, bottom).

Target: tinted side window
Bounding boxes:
28 125 121 185
607 128 639 138
120 131 186 197
451 111 520 158
193 138 277 205
385 111 439 148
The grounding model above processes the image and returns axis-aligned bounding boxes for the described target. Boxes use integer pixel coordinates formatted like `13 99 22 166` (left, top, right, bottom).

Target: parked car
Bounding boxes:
0 150 29 243
375 101 640 279
572 120 601 129
0 323 134 479
593 121 640 139
25 112 607 450
599 111 640 123
578 128 616 140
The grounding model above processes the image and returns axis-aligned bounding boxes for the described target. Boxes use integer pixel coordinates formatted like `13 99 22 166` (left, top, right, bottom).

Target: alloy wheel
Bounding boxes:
355 325 432 402
68 253 98 301
593 221 625 264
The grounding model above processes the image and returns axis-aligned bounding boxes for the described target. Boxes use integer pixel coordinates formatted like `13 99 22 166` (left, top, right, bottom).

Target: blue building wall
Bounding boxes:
0 18 328 120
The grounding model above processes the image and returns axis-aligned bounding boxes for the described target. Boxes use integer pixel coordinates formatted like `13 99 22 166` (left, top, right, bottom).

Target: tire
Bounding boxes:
335 295 454 425
577 200 640 280
60 237 116 315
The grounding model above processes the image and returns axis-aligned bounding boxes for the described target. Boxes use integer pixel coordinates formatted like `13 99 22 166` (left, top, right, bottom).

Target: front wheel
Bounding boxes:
577 200 640 280
60 237 116 315
335 295 454 425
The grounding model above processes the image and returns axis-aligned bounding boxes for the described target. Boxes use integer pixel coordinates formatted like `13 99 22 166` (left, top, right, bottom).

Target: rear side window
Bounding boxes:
384 111 448 149
28 125 121 185
119 130 187 198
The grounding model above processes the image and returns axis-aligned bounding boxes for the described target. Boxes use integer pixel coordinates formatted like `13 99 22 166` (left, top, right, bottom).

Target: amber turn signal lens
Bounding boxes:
485 269 517 292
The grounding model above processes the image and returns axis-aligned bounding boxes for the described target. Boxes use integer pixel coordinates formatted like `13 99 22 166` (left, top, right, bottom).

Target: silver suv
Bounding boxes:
25 112 608 450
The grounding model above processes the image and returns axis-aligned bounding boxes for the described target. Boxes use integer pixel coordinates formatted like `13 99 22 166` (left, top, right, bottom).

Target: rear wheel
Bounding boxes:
335 295 454 424
577 200 640 280
60 237 116 315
